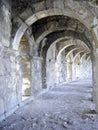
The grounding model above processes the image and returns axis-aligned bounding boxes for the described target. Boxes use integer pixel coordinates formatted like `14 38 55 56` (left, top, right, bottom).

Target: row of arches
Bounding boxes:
12 6 98 112
19 35 92 102
1 0 98 122
46 38 92 88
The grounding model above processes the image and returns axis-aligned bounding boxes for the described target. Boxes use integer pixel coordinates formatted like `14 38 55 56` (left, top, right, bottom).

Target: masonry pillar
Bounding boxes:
87 59 92 79
80 61 83 79
80 59 86 79
46 59 58 88
84 61 89 78
0 0 11 47
72 61 76 81
66 61 72 81
92 52 98 113
0 0 13 120
0 49 22 120
56 53 66 84
31 56 43 97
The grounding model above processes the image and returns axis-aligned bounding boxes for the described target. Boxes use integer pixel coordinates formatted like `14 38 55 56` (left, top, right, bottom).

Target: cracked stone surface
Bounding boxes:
0 79 98 130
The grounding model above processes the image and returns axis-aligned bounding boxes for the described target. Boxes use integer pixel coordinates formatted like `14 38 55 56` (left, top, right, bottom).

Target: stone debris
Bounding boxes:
0 79 98 130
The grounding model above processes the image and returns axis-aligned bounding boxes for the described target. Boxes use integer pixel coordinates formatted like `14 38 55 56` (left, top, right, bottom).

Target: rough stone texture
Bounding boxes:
46 43 58 88
31 57 43 96
46 39 91 88
0 0 21 121
21 57 31 96
0 48 22 121
0 0 11 47
57 51 67 83
19 36 31 96
0 0 98 123
80 56 92 79
66 56 72 81
0 79 97 130
92 54 98 113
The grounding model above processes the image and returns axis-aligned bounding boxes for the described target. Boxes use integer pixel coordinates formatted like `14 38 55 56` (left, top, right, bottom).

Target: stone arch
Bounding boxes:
12 7 98 112
80 52 90 62
46 36 90 86
12 9 95 89
45 30 92 86
56 38 90 60
66 48 79 58
87 56 91 62
12 9 96 51
39 29 93 68
73 50 86 62
57 44 74 60
35 28 66 45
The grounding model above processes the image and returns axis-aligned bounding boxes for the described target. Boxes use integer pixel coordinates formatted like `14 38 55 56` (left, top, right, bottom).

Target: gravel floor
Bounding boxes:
0 79 98 130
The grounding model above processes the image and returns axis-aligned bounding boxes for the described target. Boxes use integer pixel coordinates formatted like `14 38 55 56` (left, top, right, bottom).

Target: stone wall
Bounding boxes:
31 56 43 96
21 57 31 96
57 51 67 83
0 0 22 121
0 48 22 121
46 44 67 88
46 43 58 88
0 0 97 121
0 0 11 47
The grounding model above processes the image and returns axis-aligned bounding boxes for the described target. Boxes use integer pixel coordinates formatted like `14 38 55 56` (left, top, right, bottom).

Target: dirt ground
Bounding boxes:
0 79 98 130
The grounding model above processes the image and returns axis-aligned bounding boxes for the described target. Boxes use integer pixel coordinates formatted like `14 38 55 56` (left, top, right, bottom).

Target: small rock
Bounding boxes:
63 122 68 128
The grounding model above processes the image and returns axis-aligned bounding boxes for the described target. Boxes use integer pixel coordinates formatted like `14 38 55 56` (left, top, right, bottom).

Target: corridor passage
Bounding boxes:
0 79 98 130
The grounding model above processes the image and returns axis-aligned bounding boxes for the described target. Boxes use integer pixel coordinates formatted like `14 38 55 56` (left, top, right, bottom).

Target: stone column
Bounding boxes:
92 53 98 113
92 18 98 112
72 61 76 81
86 59 92 79
46 59 57 88
0 0 13 120
0 49 22 120
80 61 83 79
58 52 67 83
15 54 22 105
66 61 72 82
42 55 47 89
30 56 43 97
80 59 86 79
85 61 89 78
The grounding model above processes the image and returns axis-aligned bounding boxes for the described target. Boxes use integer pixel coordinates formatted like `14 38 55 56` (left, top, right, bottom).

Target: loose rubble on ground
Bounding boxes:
0 79 98 130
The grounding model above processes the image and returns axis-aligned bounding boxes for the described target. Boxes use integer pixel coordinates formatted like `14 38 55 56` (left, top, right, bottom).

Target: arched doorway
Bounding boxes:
19 36 31 101
12 7 98 112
